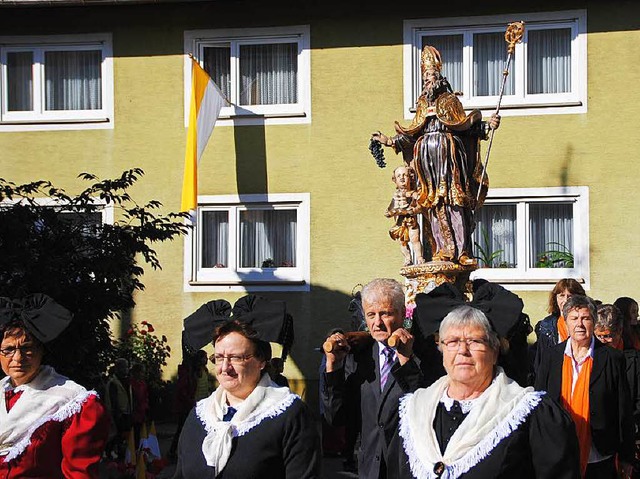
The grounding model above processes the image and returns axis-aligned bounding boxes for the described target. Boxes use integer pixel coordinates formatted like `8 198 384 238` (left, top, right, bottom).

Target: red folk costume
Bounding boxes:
0 294 110 478
0 366 109 478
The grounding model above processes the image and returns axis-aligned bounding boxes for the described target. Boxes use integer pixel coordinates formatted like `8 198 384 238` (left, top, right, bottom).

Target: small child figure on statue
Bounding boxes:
385 166 425 266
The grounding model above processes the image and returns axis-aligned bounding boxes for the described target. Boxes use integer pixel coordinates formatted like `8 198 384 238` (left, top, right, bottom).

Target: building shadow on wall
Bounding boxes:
233 120 268 195
559 144 573 188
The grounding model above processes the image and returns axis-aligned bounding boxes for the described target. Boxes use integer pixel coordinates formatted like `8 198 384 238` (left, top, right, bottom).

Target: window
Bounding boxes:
403 10 586 117
470 187 589 290
185 193 310 291
0 33 114 131
184 26 311 126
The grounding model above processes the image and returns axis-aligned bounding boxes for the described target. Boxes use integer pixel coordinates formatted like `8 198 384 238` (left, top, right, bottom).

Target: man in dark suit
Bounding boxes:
321 278 426 479
535 295 634 479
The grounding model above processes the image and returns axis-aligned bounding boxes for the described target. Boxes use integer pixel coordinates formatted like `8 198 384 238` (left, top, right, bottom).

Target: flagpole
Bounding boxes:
475 21 525 207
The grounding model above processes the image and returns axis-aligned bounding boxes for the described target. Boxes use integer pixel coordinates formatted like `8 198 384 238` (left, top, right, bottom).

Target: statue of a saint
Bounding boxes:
373 45 500 266
385 166 425 267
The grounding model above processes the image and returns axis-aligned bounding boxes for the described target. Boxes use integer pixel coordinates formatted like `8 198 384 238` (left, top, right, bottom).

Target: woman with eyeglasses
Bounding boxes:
172 319 321 478
401 284 580 478
0 294 109 479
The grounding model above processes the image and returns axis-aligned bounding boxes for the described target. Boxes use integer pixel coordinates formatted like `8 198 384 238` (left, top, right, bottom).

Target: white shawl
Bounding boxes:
399 367 544 479
197 374 298 475
0 365 96 462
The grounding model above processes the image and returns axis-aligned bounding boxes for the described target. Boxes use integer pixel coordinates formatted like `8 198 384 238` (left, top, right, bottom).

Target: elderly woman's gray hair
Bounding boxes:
596 304 623 334
361 278 405 313
562 294 597 320
439 305 500 351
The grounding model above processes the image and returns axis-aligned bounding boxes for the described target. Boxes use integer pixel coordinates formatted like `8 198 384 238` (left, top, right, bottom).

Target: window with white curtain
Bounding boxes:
404 10 586 117
185 193 310 292
0 33 113 130
470 186 589 290
184 26 310 126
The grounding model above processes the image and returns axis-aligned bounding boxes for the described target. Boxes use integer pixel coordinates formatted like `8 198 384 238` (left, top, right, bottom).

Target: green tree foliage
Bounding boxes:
0 169 189 388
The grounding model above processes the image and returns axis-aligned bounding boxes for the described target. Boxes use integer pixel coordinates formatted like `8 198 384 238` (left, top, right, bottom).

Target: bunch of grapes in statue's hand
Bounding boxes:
369 138 386 168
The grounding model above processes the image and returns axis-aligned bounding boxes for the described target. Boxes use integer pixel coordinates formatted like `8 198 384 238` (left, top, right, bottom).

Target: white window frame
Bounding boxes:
0 196 114 223
0 33 114 132
184 193 310 292
470 186 589 291
184 25 311 126
403 10 587 118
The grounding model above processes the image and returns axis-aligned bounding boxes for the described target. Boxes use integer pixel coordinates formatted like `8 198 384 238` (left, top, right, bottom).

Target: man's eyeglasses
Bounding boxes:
0 346 38 358
209 354 255 365
440 338 489 351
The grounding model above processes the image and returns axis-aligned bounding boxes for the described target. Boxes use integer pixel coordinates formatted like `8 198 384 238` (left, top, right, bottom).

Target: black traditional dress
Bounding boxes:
173 383 320 479
398 368 580 479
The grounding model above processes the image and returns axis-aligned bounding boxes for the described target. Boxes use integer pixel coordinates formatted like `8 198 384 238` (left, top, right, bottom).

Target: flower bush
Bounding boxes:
114 321 171 389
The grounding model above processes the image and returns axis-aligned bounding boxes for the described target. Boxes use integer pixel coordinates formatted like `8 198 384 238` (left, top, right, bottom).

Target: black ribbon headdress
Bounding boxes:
413 282 524 339
412 281 530 386
0 293 73 343
182 294 295 360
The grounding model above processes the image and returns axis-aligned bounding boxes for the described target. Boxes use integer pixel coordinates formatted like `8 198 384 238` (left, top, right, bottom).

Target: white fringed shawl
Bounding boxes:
0 365 96 462
399 367 544 479
197 374 298 475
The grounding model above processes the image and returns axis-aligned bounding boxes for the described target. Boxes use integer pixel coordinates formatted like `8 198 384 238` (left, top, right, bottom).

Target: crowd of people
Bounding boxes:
1 280 639 479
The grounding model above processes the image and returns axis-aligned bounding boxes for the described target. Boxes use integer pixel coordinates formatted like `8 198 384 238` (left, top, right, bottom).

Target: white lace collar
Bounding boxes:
196 374 298 475
399 368 544 479
440 391 476 415
0 366 95 462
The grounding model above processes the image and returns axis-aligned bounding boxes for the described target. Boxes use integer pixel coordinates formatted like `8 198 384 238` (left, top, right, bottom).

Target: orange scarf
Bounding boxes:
557 316 569 342
561 352 593 476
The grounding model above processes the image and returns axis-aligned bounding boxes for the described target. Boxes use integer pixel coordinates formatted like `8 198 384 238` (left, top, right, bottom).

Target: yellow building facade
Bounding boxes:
0 0 638 405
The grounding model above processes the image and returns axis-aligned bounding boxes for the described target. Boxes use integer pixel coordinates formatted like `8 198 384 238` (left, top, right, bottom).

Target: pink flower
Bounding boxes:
141 320 148 325
141 330 147 335
147 324 155 332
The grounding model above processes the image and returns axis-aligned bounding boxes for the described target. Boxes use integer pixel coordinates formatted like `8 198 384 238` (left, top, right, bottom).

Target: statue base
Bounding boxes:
401 261 477 303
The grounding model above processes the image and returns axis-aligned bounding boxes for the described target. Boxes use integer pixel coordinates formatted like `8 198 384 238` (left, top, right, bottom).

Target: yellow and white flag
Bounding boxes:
180 56 227 213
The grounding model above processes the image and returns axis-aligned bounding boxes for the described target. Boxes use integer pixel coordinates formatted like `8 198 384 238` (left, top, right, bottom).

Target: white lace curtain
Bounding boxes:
474 32 515 96
239 43 297 105
202 211 229 268
529 203 573 267
240 210 296 268
6 52 33 111
474 204 517 268
421 27 571 98
6 49 102 112
203 42 297 105
203 46 231 100
473 202 574 268
201 209 297 269
527 28 571 94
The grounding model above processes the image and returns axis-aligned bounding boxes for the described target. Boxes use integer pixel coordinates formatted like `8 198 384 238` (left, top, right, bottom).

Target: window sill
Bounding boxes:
214 111 310 126
0 118 113 132
185 279 309 293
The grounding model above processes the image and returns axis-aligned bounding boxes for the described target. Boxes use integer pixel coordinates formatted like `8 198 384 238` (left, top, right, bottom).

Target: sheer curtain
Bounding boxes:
203 45 231 100
474 32 514 96
529 203 573 267
239 43 297 105
240 209 296 268
422 34 463 92
473 204 517 267
45 50 102 110
202 211 229 268
527 28 571 94
6 51 33 111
